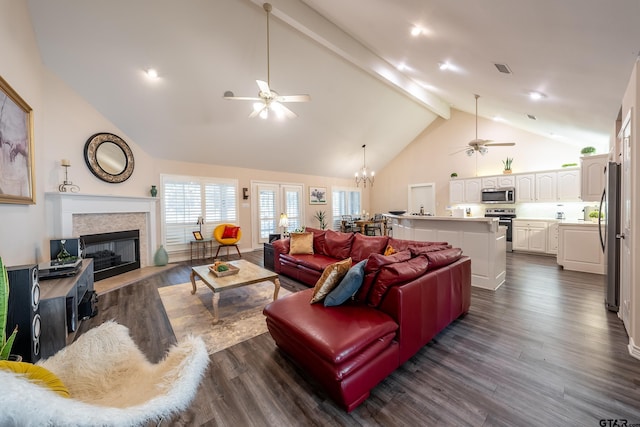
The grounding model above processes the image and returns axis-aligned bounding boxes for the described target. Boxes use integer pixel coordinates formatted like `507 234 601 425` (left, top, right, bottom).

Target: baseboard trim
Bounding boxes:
628 337 640 360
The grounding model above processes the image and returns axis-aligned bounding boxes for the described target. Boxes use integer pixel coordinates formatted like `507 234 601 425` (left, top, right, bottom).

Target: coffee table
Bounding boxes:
190 259 281 324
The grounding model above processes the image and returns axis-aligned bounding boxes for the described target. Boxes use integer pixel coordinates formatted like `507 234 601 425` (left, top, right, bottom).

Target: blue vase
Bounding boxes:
154 245 168 266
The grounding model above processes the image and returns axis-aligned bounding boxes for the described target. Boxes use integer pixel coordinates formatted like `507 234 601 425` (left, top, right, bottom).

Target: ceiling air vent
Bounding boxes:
527 114 537 120
494 63 512 74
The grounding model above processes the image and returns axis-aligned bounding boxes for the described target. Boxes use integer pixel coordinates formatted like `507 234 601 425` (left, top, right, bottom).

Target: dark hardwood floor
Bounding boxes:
77 251 640 426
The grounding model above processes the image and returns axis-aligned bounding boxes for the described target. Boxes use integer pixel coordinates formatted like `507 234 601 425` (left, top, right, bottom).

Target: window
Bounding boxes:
162 174 237 250
332 187 361 229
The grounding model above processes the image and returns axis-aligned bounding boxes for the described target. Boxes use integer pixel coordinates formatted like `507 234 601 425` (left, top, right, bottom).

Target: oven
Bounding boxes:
485 208 516 252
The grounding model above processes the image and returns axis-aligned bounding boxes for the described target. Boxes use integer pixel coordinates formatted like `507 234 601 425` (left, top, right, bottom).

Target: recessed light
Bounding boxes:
410 26 422 36
493 116 507 122
528 91 546 100
438 62 451 70
145 68 159 79
397 62 409 71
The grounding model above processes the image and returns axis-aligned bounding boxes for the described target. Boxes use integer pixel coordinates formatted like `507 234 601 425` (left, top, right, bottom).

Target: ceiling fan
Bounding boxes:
451 94 515 156
223 3 310 119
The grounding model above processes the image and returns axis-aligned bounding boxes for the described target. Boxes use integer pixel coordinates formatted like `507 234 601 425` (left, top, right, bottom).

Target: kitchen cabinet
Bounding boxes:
515 174 535 202
513 220 548 253
581 154 608 201
464 178 482 203
557 169 581 201
481 175 516 188
449 180 464 204
547 222 559 254
449 178 481 204
557 223 605 274
535 172 557 202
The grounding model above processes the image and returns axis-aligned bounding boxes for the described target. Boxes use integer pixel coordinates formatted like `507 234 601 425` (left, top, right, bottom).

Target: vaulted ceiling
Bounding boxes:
27 0 640 178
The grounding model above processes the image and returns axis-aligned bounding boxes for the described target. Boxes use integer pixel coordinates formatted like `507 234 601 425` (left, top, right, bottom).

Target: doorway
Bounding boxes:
408 183 436 215
252 182 303 246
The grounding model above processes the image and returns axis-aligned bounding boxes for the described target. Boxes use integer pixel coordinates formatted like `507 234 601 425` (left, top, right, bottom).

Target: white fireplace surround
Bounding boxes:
45 193 159 267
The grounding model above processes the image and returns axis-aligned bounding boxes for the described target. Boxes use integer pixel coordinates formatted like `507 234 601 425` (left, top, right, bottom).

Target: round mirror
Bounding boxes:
84 133 134 183
96 142 127 175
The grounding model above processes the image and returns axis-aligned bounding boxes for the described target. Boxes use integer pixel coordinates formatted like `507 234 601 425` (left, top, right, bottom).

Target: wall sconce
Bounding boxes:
243 187 249 200
58 159 80 192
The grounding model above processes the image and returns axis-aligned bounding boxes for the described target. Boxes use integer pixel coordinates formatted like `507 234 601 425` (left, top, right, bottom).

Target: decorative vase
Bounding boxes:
154 245 168 266
503 169 512 174
150 185 158 197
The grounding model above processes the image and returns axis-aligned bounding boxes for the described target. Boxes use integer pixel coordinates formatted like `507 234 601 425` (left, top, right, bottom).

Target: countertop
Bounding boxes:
386 214 498 223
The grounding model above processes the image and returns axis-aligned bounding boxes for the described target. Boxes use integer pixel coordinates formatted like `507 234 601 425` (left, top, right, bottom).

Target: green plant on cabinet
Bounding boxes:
502 157 513 171
581 146 596 155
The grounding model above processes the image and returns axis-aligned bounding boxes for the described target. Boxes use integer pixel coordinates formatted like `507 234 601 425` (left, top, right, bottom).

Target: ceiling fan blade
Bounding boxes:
256 80 271 96
449 146 472 155
485 142 516 146
277 94 311 103
271 101 297 119
224 96 262 101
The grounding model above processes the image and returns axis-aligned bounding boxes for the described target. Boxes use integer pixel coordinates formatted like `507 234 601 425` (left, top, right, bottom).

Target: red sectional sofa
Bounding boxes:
263 229 471 411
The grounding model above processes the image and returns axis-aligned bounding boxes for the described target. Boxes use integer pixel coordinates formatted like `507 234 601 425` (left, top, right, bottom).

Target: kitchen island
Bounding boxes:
385 214 506 290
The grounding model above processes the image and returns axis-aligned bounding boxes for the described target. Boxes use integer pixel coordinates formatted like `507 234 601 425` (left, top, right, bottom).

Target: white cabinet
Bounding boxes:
581 154 608 202
547 222 559 254
535 172 557 202
464 178 482 203
557 223 605 274
449 178 481 204
557 169 581 201
482 175 515 189
512 220 548 253
515 174 535 202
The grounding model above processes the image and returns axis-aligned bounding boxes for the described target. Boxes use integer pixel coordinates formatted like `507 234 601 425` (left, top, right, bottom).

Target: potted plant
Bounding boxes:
581 146 596 156
314 210 327 230
589 210 603 223
502 157 513 174
0 257 18 361
450 172 458 178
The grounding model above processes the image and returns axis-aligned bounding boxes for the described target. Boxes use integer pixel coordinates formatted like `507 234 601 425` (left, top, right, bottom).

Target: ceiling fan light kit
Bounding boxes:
223 2 310 119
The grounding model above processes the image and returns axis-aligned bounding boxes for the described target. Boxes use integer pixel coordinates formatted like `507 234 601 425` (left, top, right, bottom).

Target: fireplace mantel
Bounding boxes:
45 192 159 266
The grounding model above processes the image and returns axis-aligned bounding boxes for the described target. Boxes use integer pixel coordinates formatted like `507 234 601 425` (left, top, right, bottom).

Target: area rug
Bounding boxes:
158 280 291 354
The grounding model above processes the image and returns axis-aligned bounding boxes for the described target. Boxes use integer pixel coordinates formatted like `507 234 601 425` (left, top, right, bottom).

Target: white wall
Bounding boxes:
0 0 45 265
371 108 589 216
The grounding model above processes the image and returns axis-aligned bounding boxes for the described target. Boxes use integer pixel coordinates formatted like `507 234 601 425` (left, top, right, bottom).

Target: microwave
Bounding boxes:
481 187 515 204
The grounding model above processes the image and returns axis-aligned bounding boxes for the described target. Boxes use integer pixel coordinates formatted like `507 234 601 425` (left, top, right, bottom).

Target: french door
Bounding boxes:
254 182 303 244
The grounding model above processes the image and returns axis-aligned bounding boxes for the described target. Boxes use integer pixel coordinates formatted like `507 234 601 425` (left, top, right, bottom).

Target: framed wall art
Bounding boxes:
0 75 35 204
309 187 327 205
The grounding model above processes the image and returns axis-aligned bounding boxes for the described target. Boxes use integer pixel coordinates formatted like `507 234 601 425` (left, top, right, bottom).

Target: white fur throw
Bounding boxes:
0 321 209 427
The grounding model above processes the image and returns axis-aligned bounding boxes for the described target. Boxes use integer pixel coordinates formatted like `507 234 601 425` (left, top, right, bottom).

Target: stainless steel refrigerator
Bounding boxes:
599 161 621 312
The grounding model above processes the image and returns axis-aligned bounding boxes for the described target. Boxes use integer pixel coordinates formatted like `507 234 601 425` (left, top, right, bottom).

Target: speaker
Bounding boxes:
6 264 41 363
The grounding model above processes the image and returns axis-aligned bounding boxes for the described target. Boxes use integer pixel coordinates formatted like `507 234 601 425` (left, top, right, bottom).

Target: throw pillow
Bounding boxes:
383 245 396 256
221 225 240 239
289 232 314 255
324 260 366 307
323 230 354 259
367 255 429 307
310 258 352 304
0 361 70 398
354 250 412 303
350 233 389 263
426 247 463 270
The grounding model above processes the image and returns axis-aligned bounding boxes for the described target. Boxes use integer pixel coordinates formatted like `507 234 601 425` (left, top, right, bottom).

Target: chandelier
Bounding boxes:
355 144 374 187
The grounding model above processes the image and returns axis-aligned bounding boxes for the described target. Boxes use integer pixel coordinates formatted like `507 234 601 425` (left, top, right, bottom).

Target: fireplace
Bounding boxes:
81 230 141 281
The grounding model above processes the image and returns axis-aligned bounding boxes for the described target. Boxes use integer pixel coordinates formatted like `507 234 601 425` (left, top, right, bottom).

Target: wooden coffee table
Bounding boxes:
190 259 281 324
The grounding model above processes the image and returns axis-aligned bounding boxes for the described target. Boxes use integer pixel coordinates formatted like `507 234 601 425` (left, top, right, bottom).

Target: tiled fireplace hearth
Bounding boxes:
45 193 159 270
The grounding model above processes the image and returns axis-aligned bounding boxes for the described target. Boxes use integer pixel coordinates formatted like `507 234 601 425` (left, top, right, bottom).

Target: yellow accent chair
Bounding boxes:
213 223 242 259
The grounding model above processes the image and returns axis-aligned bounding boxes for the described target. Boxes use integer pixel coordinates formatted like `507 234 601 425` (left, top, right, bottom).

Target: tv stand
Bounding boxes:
39 259 94 359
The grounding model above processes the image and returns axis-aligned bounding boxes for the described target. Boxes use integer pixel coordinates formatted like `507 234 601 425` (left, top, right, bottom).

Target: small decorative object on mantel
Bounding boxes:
502 157 513 174
58 159 80 193
154 245 169 266
580 146 596 156
150 185 158 197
